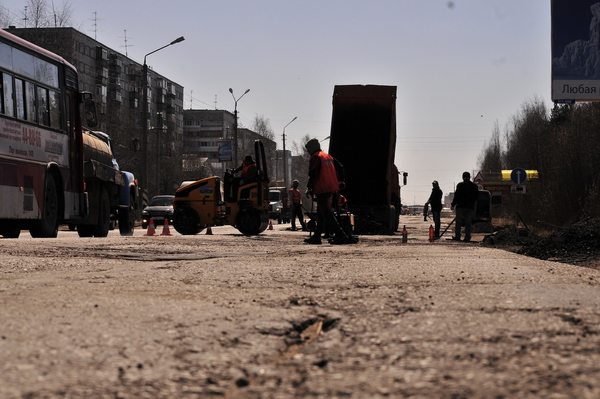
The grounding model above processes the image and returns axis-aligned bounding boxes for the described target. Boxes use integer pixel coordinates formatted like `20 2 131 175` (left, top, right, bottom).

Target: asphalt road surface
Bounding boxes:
1 215 600 398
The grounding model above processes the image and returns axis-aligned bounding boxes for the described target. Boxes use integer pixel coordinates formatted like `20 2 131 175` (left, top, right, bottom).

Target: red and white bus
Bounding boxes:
0 29 118 238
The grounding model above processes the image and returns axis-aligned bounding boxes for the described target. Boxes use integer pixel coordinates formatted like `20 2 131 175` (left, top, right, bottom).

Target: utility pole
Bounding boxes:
229 88 250 167
282 117 297 189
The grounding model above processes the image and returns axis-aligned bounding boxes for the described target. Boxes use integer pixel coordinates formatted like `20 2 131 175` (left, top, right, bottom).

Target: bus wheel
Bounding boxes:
30 173 59 238
92 187 111 237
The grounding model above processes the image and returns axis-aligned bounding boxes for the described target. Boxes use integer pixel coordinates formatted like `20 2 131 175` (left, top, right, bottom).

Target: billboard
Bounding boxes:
552 0 600 102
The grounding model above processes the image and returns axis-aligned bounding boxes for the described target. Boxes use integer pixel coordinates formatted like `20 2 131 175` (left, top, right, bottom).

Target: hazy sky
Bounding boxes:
12 0 553 204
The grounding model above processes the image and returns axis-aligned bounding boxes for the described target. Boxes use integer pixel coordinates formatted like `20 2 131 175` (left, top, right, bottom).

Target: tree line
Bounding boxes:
478 98 600 227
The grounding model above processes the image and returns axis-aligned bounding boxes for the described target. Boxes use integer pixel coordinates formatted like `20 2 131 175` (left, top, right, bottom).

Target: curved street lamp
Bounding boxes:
229 88 250 166
282 116 297 189
141 36 185 202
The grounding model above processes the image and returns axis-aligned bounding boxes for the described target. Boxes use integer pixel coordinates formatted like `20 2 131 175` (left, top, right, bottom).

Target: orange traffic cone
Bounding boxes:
268 220 274 230
160 219 173 236
429 225 435 243
402 225 408 244
144 218 157 236
206 224 213 235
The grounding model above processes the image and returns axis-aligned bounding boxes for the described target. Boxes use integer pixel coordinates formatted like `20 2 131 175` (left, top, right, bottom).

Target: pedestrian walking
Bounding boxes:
451 172 479 242
425 180 443 239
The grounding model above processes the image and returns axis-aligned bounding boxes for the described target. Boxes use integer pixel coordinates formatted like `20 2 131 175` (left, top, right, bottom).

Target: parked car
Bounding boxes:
142 195 175 229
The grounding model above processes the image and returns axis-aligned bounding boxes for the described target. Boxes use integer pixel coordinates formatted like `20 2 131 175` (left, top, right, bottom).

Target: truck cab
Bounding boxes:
268 187 289 223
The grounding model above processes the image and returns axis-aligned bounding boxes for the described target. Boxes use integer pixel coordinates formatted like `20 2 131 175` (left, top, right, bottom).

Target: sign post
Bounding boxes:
510 167 527 185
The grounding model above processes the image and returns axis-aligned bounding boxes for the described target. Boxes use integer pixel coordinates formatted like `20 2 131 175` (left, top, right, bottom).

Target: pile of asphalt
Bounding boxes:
482 218 600 269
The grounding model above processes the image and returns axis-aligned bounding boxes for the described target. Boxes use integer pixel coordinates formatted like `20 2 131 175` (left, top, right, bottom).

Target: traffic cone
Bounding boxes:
160 219 173 236
268 220 274 230
206 224 213 235
144 218 157 236
429 225 435 243
402 225 408 244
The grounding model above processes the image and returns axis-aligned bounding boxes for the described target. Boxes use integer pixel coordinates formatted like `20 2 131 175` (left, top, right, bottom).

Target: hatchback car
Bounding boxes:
142 195 174 229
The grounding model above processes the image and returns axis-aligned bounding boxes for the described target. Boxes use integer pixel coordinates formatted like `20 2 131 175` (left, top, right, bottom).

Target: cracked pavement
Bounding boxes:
1 215 600 398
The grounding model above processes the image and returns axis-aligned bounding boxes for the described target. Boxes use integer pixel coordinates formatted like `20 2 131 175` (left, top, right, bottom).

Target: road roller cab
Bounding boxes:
172 140 270 235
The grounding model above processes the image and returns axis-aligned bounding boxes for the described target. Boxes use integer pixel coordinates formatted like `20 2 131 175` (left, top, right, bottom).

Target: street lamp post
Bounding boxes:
228 88 250 167
141 36 185 203
282 116 297 189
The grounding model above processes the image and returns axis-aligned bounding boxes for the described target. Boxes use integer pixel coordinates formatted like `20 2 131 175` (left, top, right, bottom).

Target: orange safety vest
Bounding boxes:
290 188 302 203
313 151 339 194
241 162 256 177
329 194 348 210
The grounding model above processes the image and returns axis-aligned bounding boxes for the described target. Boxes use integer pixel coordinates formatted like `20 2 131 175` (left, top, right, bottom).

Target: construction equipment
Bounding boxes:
172 140 270 235
328 85 401 234
439 217 456 239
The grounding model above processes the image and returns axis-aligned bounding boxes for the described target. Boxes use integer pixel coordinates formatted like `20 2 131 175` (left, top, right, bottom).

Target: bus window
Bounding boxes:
25 80 35 122
37 86 49 126
0 72 3 114
49 90 60 129
15 78 25 120
12 46 35 79
2 73 14 117
0 42 11 69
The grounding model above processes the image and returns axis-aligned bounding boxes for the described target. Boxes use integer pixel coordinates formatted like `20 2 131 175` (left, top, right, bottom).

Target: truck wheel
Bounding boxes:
77 225 94 237
92 187 111 237
173 207 201 235
236 208 269 235
1 222 21 238
30 173 59 238
118 203 136 236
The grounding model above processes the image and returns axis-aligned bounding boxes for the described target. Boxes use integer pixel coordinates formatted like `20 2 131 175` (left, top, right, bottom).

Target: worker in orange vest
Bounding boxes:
304 138 356 245
289 180 307 231
230 155 257 199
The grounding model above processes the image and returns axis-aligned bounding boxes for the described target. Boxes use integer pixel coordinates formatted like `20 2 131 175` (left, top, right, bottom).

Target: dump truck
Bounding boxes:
328 85 401 234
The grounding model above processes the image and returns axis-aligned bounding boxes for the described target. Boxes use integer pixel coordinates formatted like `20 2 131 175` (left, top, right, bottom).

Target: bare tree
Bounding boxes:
291 134 312 156
23 0 49 28
9 0 73 28
51 0 73 27
0 2 15 27
477 96 600 225
251 114 275 141
477 120 503 176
